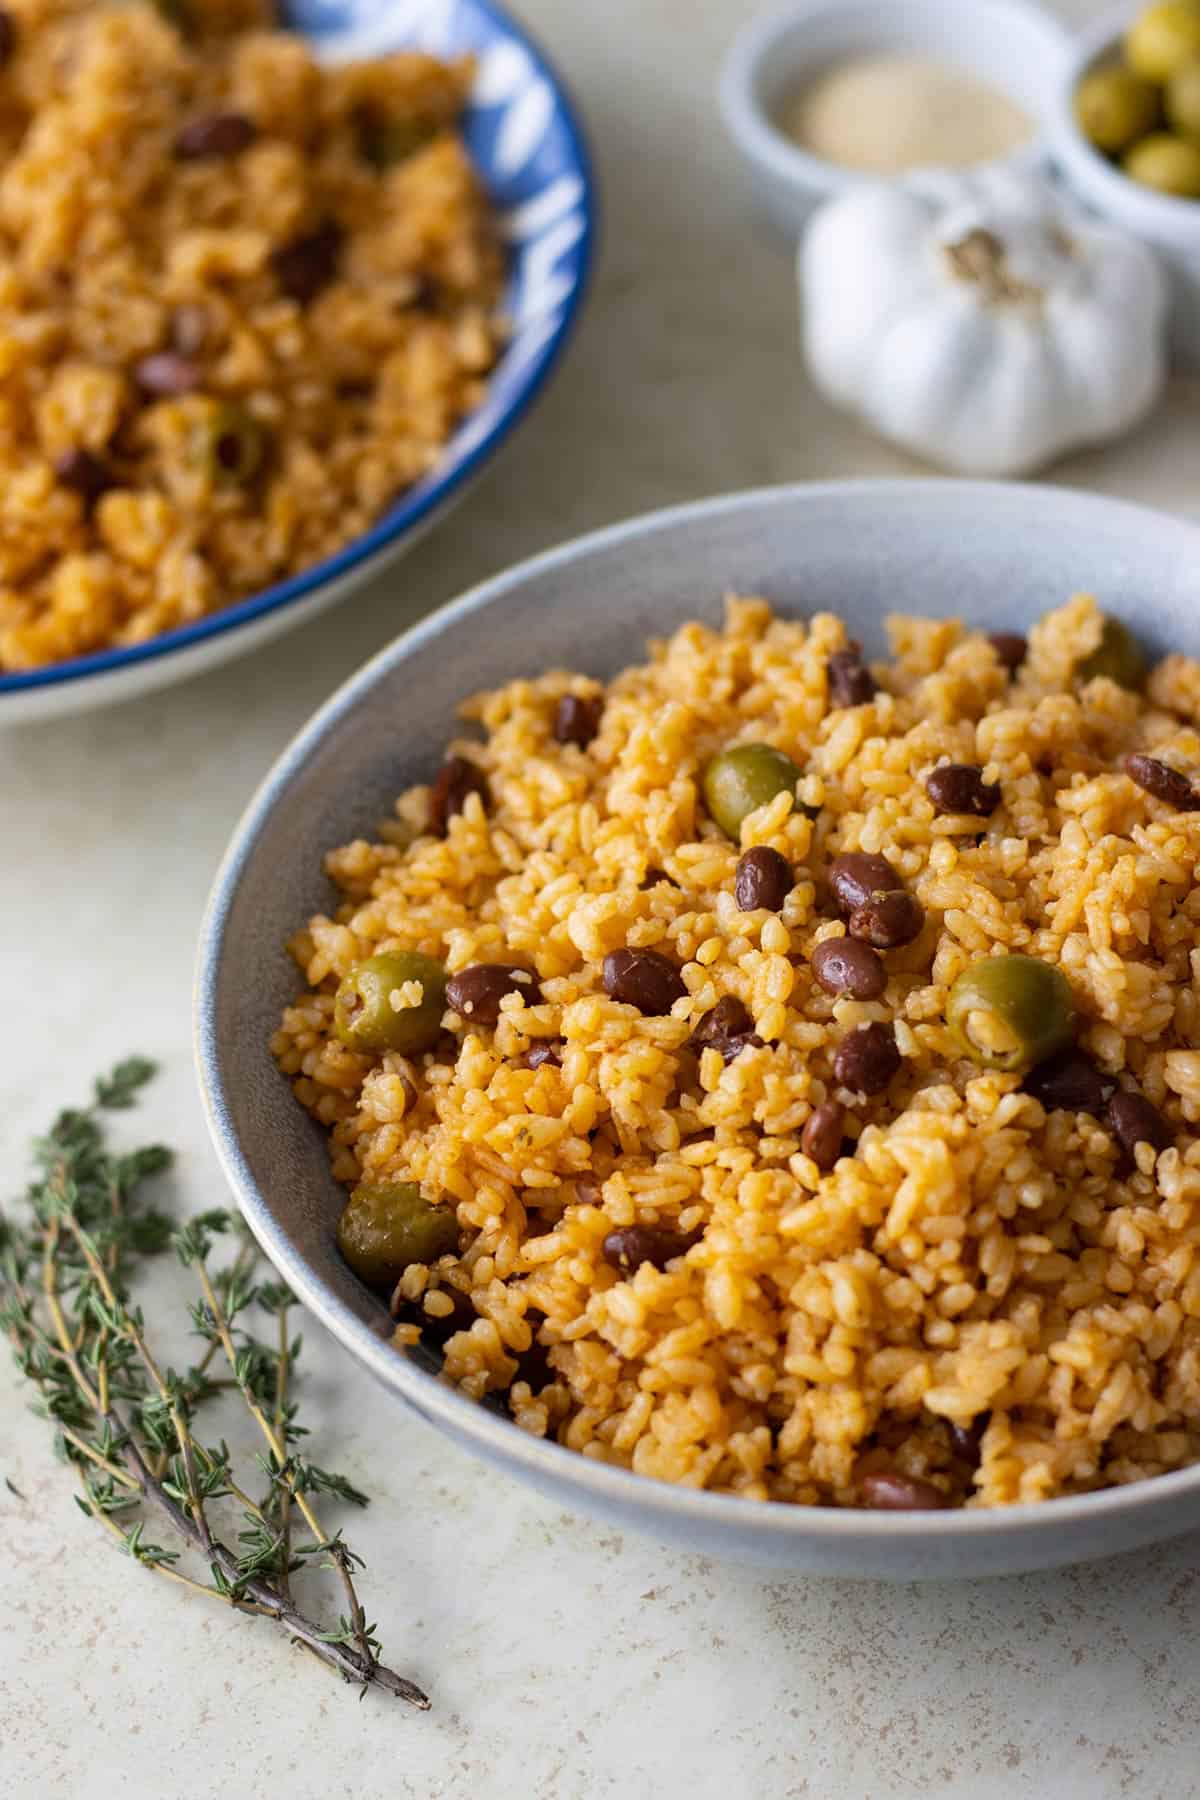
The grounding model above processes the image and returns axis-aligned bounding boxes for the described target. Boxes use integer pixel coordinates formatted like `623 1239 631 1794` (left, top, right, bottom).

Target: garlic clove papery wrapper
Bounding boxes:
799 167 1169 478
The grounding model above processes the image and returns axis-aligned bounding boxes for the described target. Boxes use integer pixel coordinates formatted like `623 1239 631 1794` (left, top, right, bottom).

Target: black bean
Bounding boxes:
1123 753 1199 812
834 1022 901 1095
734 846 792 913
810 936 887 1000
801 1100 844 1171
517 1041 562 1071
446 962 542 1027
1108 1090 1172 1159
868 1413 912 1453
54 448 113 505
828 852 900 917
0 11 17 67
402 275 437 312
827 648 877 708
925 763 1002 818
688 994 762 1062
988 632 1027 672
553 693 603 748
428 755 490 835
860 1471 947 1510
170 303 211 357
271 218 343 303
389 1280 474 1343
1023 1048 1112 1117
946 1413 989 1463
512 1336 556 1394
134 352 201 397
849 890 925 950
602 947 686 1016
174 110 257 159
148 0 192 33
601 1225 698 1275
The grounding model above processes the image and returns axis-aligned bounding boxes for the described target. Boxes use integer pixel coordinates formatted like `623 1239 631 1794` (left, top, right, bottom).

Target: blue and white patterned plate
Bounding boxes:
3 0 594 722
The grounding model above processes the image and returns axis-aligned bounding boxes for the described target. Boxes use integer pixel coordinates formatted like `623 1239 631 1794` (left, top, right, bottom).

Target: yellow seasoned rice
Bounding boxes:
273 594 1200 1508
0 0 501 670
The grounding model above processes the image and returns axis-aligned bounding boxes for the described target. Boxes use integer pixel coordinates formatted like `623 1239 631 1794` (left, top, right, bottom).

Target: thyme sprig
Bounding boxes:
0 1059 428 1709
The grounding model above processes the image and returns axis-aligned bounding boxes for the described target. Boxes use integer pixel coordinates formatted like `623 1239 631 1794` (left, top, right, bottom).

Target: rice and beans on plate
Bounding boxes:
0 0 501 671
273 594 1200 1512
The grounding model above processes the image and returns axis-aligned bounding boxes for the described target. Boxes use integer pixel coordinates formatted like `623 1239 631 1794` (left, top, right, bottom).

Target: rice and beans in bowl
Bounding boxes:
273 594 1200 1512
0 0 501 671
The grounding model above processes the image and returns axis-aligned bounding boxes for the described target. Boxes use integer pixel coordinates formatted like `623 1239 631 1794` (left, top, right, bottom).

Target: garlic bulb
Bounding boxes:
800 167 1168 476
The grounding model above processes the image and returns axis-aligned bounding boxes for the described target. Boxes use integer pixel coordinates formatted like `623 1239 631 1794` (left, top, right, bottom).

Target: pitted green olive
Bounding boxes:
1075 66 1161 152
1126 4 1200 83
337 1181 459 1288
1123 130 1200 194
701 744 802 841
360 114 439 167
1166 59 1200 141
333 950 447 1054
947 955 1075 1072
1075 616 1147 691
191 402 269 483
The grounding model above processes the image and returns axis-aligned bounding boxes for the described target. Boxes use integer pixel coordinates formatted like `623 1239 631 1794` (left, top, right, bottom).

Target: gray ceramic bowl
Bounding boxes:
196 480 1200 1579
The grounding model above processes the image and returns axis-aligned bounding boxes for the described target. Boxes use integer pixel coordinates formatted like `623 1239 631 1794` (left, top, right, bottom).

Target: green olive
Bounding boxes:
1126 2 1200 82
1074 616 1147 690
947 955 1075 1072
333 950 448 1054
358 111 438 167
336 1181 459 1289
1166 58 1200 140
701 743 802 841
1123 128 1200 193
1074 66 1161 153
191 403 269 484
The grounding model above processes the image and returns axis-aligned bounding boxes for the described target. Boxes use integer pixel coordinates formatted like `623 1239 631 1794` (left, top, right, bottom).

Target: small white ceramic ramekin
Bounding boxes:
719 0 1073 238
1050 4 1200 368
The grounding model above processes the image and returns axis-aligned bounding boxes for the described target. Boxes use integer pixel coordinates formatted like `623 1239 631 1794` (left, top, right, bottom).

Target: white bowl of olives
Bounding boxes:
1052 2 1200 365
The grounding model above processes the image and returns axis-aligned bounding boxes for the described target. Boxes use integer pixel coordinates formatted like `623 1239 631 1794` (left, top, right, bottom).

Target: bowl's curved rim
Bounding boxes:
196 478 1200 1544
0 0 595 702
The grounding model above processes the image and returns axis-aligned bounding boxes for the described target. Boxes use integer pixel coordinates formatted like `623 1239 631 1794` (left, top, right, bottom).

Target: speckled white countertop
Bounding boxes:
4 3 1200 1795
